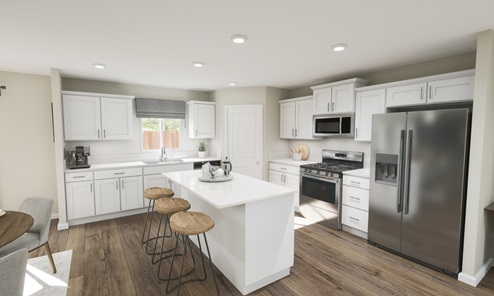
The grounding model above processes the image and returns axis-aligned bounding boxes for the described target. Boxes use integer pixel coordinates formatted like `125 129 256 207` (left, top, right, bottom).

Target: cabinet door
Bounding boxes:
280 102 295 139
66 181 95 220
313 88 332 114
120 176 144 211
427 75 474 103
284 173 300 210
63 95 101 140
386 83 427 107
100 97 134 140
342 185 369 211
332 83 355 113
269 170 284 186
189 103 215 138
342 205 369 232
94 179 121 215
143 174 171 206
295 99 314 139
355 89 386 142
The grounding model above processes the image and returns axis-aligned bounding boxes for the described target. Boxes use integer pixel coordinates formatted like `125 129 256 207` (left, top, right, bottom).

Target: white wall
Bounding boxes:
0 71 57 212
460 29 494 286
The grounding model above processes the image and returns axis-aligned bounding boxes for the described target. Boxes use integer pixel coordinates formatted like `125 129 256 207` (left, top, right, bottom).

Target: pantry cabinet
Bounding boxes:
62 91 134 141
280 96 315 139
187 101 215 138
311 78 368 115
354 89 386 142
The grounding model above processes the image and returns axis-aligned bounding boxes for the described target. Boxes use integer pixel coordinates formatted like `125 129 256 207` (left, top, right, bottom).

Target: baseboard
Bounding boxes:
458 257 493 286
50 213 59 220
57 222 69 231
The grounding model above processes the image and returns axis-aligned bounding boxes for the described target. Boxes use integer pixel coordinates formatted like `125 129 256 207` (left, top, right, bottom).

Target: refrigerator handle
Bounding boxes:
404 130 413 215
397 129 406 213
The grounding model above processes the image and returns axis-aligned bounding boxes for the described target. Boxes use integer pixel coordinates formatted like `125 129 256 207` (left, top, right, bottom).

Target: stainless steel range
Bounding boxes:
299 149 364 229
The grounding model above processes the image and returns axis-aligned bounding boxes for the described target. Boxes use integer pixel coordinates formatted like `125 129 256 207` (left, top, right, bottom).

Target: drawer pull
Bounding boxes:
349 196 360 201
114 172 125 175
349 217 360 222
350 181 360 185
280 167 287 170
73 176 85 179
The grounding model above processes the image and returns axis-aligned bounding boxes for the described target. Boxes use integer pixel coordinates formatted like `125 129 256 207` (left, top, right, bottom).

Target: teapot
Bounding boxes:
223 157 233 176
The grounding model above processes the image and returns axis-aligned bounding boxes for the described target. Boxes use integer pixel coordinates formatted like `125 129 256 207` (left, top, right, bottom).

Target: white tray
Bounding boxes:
198 175 233 182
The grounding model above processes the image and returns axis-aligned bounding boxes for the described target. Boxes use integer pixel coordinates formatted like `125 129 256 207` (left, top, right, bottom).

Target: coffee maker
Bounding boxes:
67 146 91 169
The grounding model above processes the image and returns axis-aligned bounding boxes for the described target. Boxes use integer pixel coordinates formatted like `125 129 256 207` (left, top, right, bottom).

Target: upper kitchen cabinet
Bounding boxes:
187 101 215 139
280 96 315 139
62 91 134 141
354 88 386 142
385 70 475 108
311 78 368 115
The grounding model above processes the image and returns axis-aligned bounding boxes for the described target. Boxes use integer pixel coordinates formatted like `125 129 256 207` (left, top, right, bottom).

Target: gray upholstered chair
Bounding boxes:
0 197 56 273
0 248 28 296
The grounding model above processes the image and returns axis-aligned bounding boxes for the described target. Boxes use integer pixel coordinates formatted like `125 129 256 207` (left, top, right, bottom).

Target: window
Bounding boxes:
142 118 181 150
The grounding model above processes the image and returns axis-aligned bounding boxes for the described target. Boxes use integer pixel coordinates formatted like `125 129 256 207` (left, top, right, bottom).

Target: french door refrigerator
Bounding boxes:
368 108 469 276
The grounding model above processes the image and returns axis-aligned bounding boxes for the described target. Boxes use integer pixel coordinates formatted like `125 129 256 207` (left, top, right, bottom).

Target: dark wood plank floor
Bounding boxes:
30 214 494 296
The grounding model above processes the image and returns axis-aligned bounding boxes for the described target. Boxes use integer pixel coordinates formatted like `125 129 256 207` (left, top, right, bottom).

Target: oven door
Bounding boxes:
299 173 341 229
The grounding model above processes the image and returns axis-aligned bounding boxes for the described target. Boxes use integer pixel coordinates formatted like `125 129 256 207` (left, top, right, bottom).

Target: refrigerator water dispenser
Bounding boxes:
375 153 398 185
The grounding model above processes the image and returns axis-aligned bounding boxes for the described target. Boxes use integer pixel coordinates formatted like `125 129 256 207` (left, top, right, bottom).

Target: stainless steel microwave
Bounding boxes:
313 113 354 137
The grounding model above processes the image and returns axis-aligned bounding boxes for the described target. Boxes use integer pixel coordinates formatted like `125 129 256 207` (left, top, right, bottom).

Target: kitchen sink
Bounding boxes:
141 159 184 165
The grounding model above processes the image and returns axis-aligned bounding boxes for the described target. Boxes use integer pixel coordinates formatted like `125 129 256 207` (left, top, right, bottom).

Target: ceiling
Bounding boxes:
1 0 494 92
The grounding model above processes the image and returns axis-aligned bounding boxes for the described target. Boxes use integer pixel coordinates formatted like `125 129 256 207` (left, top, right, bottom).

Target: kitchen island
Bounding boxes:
163 170 296 295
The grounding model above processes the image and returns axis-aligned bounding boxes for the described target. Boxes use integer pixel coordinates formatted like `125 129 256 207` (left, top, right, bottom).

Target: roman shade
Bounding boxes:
135 98 186 119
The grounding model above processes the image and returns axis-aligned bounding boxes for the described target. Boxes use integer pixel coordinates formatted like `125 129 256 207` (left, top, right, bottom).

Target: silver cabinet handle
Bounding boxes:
295 129 297 137
104 129 106 138
327 102 330 112
98 129 100 138
355 128 358 138
114 172 125 175
116 180 119 190
280 174 283 183
74 176 84 179
419 87 423 101
429 85 432 100
349 196 360 201
196 130 198 137
349 217 360 222
350 181 361 185
121 180 124 190
90 183 93 192
292 129 294 137
331 102 334 112
280 167 287 170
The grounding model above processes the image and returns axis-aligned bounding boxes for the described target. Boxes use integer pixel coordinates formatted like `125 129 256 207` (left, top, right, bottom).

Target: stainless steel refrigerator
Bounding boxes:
368 108 469 276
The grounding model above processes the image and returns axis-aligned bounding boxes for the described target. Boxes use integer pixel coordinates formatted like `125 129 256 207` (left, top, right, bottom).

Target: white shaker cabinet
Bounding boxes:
279 96 315 139
65 172 95 220
268 162 301 211
311 78 368 115
188 101 215 138
341 173 370 239
120 176 144 211
354 89 386 142
62 91 134 141
94 178 121 215
385 70 474 108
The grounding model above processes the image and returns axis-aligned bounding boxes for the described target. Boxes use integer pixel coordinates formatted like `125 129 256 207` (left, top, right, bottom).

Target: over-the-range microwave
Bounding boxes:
313 113 354 137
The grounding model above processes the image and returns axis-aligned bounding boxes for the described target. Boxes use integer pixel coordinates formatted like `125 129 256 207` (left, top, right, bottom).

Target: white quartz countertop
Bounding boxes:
343 168 370 178
64 157 220 173
269 158 317 166
163 170 296 209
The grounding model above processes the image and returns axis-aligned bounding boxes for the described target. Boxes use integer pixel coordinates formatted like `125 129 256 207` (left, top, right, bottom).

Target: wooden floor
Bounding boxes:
30 213 494 296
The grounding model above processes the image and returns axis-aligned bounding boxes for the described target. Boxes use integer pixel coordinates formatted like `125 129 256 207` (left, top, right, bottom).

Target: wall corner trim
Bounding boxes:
458 258 493 286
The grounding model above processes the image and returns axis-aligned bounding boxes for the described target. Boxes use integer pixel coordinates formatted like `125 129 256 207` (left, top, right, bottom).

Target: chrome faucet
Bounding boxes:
161 146 167 161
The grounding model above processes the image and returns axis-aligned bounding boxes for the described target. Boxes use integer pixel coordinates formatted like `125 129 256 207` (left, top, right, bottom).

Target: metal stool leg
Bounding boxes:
203 233 220 295
141 199 154 243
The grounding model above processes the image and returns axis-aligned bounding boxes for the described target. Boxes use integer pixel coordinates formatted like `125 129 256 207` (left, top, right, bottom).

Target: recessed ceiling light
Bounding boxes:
229 82 237 86
93 63 106 69
193 61 205 68
230 34 248 44
331 43 348 52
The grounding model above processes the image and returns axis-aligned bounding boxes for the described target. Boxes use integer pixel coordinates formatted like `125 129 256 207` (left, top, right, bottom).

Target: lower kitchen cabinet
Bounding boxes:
268 162 301 211
341 173 370 239
120 176 144 210
66 180 95 220
94 178 121 215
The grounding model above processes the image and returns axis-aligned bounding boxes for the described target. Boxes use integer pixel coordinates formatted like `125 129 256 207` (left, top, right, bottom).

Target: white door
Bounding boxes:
332 83 355 113
279 102 295 139
194 103 216 138
427 76 474 103
269 170 284 186
100 97 133 140
120 176 144 211
63 95 101 140
355 89 386 142
66 181 95 220
94 178 121 215
386 83 427 107
295 99 314 139
225 105 263 179
284 173 300 209
313 88 331 114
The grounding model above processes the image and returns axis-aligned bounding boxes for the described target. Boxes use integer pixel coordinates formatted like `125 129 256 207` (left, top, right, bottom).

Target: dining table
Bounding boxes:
0 210 34 248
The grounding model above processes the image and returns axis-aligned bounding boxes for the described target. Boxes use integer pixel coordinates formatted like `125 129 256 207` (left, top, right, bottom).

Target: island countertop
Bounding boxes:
163 170 296 209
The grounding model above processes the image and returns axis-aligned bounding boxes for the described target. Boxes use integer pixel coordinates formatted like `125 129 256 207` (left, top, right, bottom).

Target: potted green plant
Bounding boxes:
198 142 207 158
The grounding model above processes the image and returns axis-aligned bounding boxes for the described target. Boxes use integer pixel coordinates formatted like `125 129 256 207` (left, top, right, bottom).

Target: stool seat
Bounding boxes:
170 211 214 236
155 198 191 215
144 187 174 200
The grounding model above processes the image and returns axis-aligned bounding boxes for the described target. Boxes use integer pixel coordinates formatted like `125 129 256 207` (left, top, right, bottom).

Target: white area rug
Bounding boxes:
24 250 72 296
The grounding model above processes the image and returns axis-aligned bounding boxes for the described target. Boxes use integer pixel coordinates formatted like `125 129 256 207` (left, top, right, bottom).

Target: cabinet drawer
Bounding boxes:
94 168 142 180
269 163 300 175
343 175 369 189
342 205 368 233
342 186 369 211
66 171 93 182
143 163 193 175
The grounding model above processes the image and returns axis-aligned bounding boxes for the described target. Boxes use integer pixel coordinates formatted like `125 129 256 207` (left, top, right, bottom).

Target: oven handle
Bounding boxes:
301 173 340 184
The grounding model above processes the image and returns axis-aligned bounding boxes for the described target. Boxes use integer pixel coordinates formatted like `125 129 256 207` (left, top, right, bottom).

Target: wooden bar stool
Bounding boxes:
153 197 191 269
166 211 220 295
142 187 174 254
